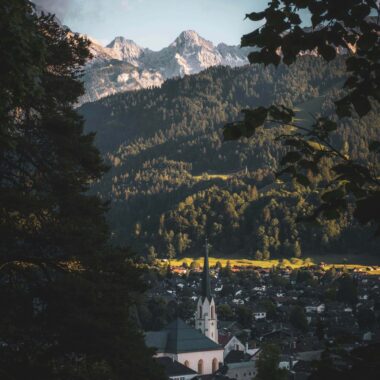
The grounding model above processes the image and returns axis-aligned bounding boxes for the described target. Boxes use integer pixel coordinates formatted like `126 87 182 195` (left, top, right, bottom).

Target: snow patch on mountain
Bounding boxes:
106 37 145 66
80 30 251 105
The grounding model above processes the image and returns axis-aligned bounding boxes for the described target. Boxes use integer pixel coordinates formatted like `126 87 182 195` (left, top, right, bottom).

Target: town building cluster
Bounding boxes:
144 247 380 380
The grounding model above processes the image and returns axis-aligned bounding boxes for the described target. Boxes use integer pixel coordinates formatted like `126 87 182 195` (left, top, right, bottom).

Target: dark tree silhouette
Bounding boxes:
224 0 380 234
0 2 164 379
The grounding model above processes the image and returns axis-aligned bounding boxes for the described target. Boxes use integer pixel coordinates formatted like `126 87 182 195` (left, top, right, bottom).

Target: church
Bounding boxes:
145 241 224 376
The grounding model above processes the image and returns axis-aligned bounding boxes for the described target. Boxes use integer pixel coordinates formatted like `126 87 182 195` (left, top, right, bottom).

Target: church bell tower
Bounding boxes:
195 238 218 343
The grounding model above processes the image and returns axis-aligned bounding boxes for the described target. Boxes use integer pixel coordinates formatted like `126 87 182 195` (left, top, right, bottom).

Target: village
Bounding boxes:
141 250 380 380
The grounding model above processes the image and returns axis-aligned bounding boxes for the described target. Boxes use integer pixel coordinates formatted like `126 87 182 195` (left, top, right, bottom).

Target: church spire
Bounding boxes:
196 237 218 343
202 237 211 300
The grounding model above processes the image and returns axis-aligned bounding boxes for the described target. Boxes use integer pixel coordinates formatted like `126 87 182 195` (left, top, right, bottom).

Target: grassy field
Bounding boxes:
161 257 380 274
192 173 233 181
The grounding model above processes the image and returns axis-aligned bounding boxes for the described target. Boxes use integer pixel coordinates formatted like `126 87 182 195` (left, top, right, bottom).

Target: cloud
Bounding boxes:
120 0 130 11
33 0 78 20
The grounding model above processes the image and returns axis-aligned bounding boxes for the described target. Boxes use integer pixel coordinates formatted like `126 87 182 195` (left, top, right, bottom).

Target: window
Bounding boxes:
199 306 202 317
184 360 190 368
212 358 218 373
211 305 215 319
198 359 204 374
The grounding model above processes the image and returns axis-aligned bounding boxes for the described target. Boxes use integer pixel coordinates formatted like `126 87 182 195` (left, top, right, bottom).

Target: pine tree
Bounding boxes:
0 2 164 379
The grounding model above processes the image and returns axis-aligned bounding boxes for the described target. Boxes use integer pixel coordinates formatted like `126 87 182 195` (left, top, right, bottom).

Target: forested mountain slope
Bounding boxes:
80 56 380 259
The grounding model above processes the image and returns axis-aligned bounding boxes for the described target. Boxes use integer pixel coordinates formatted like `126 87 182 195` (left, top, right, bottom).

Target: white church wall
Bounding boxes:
177 349 224 375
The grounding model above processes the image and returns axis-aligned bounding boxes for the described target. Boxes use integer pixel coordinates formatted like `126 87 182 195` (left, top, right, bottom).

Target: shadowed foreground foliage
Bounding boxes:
224 0 380 235
0 1 164 379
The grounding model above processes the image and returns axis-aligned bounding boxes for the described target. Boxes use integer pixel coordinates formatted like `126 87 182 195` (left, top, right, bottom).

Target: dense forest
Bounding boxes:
80 56 380 259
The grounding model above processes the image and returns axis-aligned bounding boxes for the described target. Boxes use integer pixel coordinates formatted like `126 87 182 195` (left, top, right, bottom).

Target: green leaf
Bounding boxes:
298 159 319 174
323 208 341 220
346 57 369 72
247 51 262 63
318 117 337 132
351 4 371 20
268 105 294 123
354 191 380 226
276 165 296 177
311 13 323 28
245 11 266 21
280 151 301 165
223 122 244 141
294 0 309 9
352 95 371 117
321 188 345 203
283 138 305 149
318 44 336 61
306 140 328 152
369 140 380 153
295 174 310 187
243 107 268 130
241 30 261 47
248 50 281 66
335 98 352 118
357 32 378 51
344 76 358 89
288 13 302 25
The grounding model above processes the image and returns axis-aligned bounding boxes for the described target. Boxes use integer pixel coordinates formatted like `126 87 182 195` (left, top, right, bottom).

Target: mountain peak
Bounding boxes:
107 36 141 49
106 37 144 64
172 30 213 49
179 30 201 40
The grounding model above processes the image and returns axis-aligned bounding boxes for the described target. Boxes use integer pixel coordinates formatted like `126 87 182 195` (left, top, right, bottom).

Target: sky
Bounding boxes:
34 0 268 50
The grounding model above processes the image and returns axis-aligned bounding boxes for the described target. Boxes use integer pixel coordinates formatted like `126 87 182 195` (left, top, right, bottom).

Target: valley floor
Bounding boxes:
162 255 380 274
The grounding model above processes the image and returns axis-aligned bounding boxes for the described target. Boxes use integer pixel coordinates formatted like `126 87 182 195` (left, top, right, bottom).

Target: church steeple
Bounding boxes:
202 238 211 301
195 237 218 343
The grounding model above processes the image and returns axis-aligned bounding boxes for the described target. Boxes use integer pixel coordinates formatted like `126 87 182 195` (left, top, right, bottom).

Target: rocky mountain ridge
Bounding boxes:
80 30 251 105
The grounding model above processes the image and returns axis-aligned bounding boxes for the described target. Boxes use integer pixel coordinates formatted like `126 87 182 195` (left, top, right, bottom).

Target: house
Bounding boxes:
252 307 267 321
224 350 250 364
218 335 245 358
218 321 245 338
291 360 313 380
305 303 325 314
222 349 258 380
279 354 296 370
223 360 257 380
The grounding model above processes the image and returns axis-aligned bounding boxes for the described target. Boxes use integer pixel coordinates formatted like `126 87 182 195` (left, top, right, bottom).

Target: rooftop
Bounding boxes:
156 357 197 377
145 318 223 354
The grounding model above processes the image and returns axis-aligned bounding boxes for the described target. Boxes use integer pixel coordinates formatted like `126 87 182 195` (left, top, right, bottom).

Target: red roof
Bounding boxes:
218 333 232 347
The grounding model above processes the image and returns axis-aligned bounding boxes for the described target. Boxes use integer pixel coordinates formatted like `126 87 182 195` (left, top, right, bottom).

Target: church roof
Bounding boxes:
155 357 197 377
145 318 223 354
